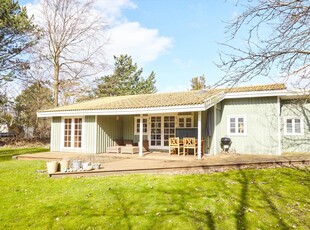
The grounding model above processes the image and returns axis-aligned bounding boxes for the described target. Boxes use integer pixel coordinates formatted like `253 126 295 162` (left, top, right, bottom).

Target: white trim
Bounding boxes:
37 105 205 117
277 97 282 155
227 115 247 136
94 115 98 154
213 105 217 155
134 116 148 135
225 89 291 99
283 116 304 136
139 114 143 157
197 111 202 159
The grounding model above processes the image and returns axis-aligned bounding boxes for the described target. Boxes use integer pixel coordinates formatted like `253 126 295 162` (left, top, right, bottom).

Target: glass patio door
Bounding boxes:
63 118 82 148
150 115 176 148
150 116 161 146
164 116 175 146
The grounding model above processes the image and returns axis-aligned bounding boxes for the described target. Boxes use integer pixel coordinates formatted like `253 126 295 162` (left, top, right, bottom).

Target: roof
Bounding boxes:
38 83 287 117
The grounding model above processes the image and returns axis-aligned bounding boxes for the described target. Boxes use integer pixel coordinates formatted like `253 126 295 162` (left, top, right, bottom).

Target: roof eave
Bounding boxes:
37 104 206 118
224 89 290 99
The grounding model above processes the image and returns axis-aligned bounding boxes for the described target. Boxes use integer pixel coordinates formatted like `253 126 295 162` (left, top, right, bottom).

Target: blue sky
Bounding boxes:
21 0 273 92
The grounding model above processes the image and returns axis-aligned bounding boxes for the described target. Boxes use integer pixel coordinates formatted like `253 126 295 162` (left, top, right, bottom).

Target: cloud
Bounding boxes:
25 0 172 68
107 22 172 65
94 0 137 23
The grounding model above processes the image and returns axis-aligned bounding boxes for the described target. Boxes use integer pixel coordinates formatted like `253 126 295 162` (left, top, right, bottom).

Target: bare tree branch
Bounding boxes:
217 0 310 89
31 0 107 106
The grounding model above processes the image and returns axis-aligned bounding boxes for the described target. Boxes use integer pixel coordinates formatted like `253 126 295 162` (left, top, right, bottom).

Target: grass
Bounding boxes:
0 147 49 162
0 147 309 230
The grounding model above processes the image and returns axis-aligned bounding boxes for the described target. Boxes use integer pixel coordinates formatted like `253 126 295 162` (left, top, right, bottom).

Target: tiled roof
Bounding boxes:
42 83 286 112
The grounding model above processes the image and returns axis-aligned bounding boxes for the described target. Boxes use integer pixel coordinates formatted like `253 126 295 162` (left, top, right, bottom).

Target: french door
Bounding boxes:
150 115 175 148
63 118 82 148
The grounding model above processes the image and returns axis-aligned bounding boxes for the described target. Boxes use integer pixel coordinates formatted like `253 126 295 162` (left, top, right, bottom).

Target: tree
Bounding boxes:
217 0 310 88
190 75 207 90
35 0 106 107
0 0 37 84
95 54 157 97
0 92 13 129
14 82 53 137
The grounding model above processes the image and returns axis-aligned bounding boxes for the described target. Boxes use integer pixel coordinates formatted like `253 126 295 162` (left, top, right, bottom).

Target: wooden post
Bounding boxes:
139 114 143 157
197 111 202 159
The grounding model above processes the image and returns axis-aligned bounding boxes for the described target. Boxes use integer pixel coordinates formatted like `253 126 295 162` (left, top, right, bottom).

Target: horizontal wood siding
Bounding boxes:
84 116 96 154
51 117 61 151
96 116 122 153
220 97 278 155
281 100 310 153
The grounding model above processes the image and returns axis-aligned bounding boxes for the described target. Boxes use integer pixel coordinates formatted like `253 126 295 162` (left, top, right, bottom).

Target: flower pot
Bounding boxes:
92 163 101 170
72 160 82 171
60 160 69 172
47 161 58 174
82 162 90 170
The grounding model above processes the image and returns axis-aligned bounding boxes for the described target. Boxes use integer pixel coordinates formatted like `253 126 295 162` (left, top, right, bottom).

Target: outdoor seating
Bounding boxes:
106 140 133 154
183 137 197 156
106 140 124 153
169 137 183 155
121 144 139 154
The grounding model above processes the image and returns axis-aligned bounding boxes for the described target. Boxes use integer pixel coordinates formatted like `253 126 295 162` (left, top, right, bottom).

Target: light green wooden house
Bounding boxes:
37 83 310 159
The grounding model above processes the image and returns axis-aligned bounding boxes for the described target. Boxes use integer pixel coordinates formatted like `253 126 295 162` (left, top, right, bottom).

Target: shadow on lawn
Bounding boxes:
235 170 291 230
235 171 249 230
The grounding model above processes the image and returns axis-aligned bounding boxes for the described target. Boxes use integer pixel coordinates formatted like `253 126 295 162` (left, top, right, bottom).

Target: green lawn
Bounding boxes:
0 147 49 161
0 148 309 229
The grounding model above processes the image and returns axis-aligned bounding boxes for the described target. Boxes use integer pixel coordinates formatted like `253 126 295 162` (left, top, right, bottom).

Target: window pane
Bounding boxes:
286 119 293 133
238 118 244 133
230 118 235 133
294 119 301 133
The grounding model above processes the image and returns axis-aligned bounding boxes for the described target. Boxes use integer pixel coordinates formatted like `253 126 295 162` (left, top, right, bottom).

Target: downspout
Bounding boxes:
197 111 202 159
139 114 143 157
277 96 282 155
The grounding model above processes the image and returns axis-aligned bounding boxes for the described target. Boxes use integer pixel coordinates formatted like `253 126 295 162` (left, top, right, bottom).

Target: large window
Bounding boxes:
178 115 193 128
228 116 246 135
134 117 148 135
284 117 303 135
63 118 83 148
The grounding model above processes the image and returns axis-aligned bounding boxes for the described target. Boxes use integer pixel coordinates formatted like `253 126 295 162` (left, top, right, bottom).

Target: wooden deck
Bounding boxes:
15 152 310 178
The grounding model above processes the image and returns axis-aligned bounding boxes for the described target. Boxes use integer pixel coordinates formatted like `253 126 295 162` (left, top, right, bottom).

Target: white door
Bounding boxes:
149 115 176 149
63 118 82 149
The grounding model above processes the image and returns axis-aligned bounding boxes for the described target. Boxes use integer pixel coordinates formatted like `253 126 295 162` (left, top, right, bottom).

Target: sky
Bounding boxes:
20 0 273 92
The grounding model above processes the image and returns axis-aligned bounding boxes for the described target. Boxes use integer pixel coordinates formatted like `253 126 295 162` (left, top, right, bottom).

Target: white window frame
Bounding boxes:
177 115 194 128
134 116 148 135
61 117 85 150
227 115 247 135
283 116 304 135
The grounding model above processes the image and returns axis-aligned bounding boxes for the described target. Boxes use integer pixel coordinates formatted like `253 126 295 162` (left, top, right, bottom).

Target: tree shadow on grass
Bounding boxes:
236 170 291 230
235 170 249 230
252 182 290 229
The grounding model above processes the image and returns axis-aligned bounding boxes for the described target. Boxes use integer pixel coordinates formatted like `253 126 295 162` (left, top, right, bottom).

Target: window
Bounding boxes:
63 117 83 148
178 115 193 128
164 116 175 146
228 116 246 135
134 117 148 135
284 117 303 135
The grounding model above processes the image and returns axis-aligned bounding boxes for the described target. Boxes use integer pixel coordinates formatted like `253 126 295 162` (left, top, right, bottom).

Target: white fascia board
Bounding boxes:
224 90 290 99
37 104 206 118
